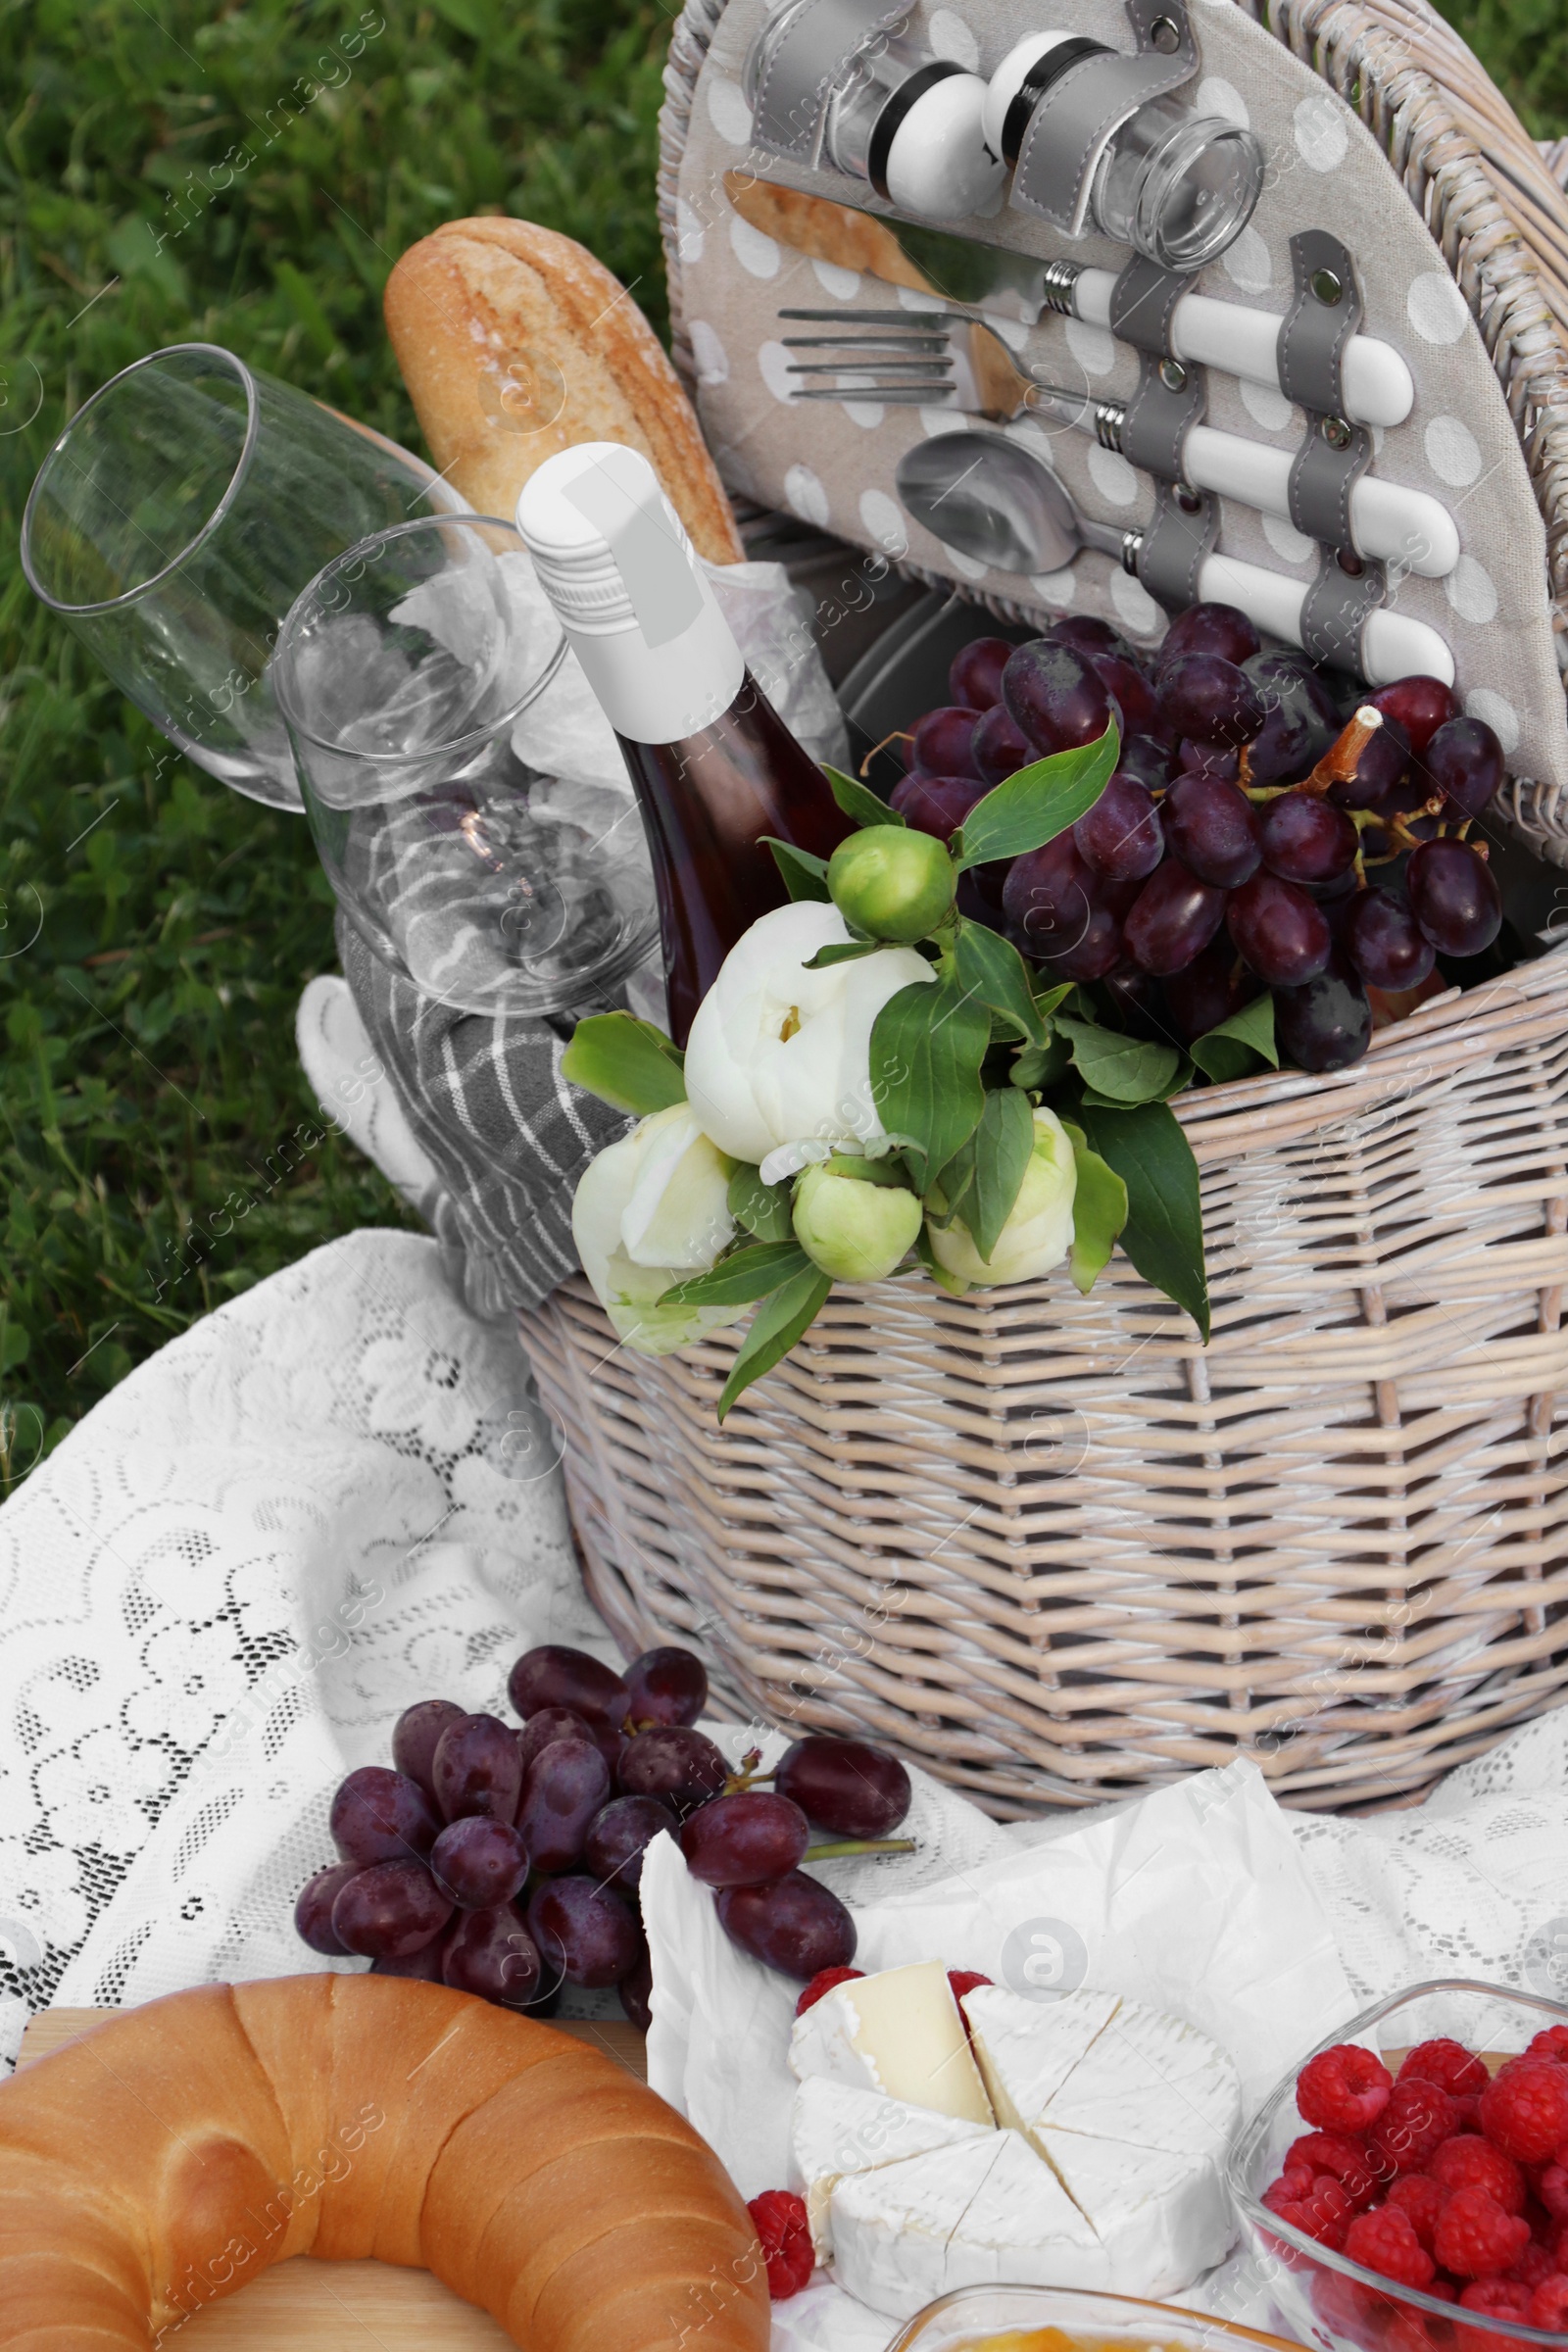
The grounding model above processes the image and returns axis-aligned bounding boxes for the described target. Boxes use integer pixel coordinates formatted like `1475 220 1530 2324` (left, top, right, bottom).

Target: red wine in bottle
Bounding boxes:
515 442 850 1043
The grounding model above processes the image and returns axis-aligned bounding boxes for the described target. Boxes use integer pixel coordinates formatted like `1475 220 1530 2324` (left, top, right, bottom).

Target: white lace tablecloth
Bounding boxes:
1 1230 1565 2160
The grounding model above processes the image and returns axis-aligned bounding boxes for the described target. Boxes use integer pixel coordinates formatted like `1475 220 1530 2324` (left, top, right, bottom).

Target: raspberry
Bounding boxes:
1541 2164 1568 2224
1528 2029 1568 2068
947 1970 992 2003
1460 2278 1533 2317
794 1966 862 2019
1436 2187 1534 2279
1389 2174 1448 2251
1531 2275 1568 2330
748 2189 813 2300
1482 2062 1568 2165
1287 2131 1383 2207
1508 2241 1556 2289
1371 2079 1459 2178
1264 2168 1314 2208
1346 2205 1438 2288
1265 2174 1353 2249
1401 2039 1490 2098
1430 2134 1528 2215
1298 2043 1395 2133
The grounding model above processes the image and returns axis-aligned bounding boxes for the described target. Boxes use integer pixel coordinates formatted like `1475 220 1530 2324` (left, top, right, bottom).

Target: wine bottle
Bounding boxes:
516 441 850 1044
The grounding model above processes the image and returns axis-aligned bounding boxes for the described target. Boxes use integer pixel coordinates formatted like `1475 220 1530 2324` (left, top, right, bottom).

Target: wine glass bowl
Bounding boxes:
273 513 661 1019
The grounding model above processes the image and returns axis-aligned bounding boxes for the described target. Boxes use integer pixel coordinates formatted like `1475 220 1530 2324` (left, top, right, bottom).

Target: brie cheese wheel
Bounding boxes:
1038 2128 1235 2295
830 2131 1105 2321
962 1984 1119 2132
1038 1998 1243 2160
788 2077 990 2257
788 1961 994 2126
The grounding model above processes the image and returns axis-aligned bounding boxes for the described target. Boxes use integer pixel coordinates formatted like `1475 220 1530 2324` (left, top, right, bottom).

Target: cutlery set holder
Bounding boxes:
516 0 1568 1815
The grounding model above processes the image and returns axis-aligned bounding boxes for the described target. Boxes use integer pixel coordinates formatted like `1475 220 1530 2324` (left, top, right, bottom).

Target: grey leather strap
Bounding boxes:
1109 257 1194 358
1289 414 1373 550
1013 0 1198 234
750 0 908 164
1121 350 1203 483
1299 552 1386 673
1137 482 1217 612
1278 229 1361 416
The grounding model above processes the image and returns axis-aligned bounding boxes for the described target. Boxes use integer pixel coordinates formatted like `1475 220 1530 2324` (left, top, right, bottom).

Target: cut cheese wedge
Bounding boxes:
788 2076 990 2257
1037 1999 1242 2160
830 2131 1105 2320
1038 2128 1235 2295
962 1984 1119 2132
789 1960 994 2126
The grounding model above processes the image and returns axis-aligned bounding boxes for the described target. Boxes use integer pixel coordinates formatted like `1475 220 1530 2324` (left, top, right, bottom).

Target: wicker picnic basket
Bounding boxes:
519 0 1568 1814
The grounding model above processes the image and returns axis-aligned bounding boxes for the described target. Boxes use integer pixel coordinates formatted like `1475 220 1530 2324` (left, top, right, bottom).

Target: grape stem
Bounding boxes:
803 1837 917 1862
859 727 912 779
1300 705 1385 798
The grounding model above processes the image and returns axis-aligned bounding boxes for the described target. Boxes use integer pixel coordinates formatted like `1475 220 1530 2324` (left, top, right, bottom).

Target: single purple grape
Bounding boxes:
1162 940 1257 1045
585 1794 678 1895
526 1875 642 1988
1227 872 1333 987
618 1943 654 2033
616 1726 729 1819
623 1646 708 1731
1073 772 1163 882
971 703 1032 786
431 1712 523 1826
1417 717 1503 820
715 1873 858 1982
516 1704 618 1777
1101 961 1169 1040
1163 771 1262 888
1086 653 1163 744
329 1766 441 1868
1368 674 1458 755
508 1643 628 1726
1046 613 1139 666
1156 601 1260 670
1326 714 1412 814
1177 739 1241 779
889 771 983 841
1001 833 1097 960
1407 838 1502 956
1003 641 1114 757
1343 889 1437 991
680 1792 811 1887
295 1862 359 1956
515 1736 612 1875
1123 858 1228 976
1258 791 1358 885
430 1814 531 1910
443 1903 542 2007
1032 897 1125 981
949 635 1015 710
390 1699 466 1799
1242 655 1339 786
1117 733 1175 791
370 1926 453 1981
1157 655 1264 752
774 1737 912 1837
1275 956 1373 1071
911 706 985 780
330 1860 454 1959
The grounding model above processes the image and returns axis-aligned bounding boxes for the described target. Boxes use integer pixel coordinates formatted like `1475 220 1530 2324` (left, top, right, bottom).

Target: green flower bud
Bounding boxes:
827 824 956 943
793 1161 923 1284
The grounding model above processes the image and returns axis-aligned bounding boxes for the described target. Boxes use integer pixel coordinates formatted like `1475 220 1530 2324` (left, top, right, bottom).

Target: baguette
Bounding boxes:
0 1975 767 2352
384 217 745 565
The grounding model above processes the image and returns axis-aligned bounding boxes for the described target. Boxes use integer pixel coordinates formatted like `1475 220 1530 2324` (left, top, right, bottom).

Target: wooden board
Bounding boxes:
17 2005 648 2347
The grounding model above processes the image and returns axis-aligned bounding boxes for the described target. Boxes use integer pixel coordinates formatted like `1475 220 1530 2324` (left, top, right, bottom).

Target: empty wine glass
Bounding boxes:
273 514 662 1019
20 342 462 810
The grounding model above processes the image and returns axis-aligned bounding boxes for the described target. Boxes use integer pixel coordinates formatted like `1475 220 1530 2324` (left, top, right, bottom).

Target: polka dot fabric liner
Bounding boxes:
673 0 1568 790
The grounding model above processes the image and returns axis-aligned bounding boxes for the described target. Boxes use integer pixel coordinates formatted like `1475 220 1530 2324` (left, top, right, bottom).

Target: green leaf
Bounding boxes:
969 1087 1036 1263
804 939 882 969
1061 1120 1128 1297
763 838 832 903
915 1221 969 1298
1073 1100 1209 1340
717 1265 834 1420
1190 992 1279 1085
562 1012 685 1115
869 976 990 1194
1056 1016 1183 1105
1010 1034 1072 1094
822 763 903 830
728 1165 794 1244
659 1240 809 1307
953 919 1046 1046
952 725 1119 871
1033 983 1073 1019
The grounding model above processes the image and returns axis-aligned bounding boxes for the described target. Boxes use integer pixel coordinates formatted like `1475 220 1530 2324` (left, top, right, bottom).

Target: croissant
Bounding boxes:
0 1975 768 2352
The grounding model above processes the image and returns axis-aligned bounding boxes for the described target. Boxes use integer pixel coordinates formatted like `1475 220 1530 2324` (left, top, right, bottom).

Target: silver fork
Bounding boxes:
777 307 1117 435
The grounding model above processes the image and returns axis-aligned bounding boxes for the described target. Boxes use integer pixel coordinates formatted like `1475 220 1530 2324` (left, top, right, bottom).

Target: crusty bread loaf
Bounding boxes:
384 218 744 566
0 1976 767 2352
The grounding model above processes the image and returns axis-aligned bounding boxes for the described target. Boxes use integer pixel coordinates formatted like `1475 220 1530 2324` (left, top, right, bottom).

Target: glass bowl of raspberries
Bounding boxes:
1229 1979 1568 2352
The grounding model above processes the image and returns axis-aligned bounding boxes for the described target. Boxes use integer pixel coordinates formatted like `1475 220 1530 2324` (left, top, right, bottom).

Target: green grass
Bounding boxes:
0 0 1562 1483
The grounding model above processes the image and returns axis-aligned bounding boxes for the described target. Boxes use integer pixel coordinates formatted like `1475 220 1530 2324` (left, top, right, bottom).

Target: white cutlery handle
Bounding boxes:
1193 550 1455 685
1074 272 1415 430
1181 425 1458 578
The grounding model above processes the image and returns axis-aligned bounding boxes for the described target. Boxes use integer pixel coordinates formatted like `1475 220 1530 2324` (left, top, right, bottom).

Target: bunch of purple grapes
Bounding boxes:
293 1642 913 2013
888 603 1506 1073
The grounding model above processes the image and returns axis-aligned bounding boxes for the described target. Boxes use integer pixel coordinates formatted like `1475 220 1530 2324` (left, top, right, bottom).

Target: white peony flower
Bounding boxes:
929 1106 1079 1287
683 902 933 1174
571 1102 742 1355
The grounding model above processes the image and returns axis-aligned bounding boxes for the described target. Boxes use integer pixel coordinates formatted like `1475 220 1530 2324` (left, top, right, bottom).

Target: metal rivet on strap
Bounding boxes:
1337 549 1366 576
1320 415 1353 451
1175 486 1203 514
1149 15 1181 51
1158 358 1188 392
1310 267 1344 307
